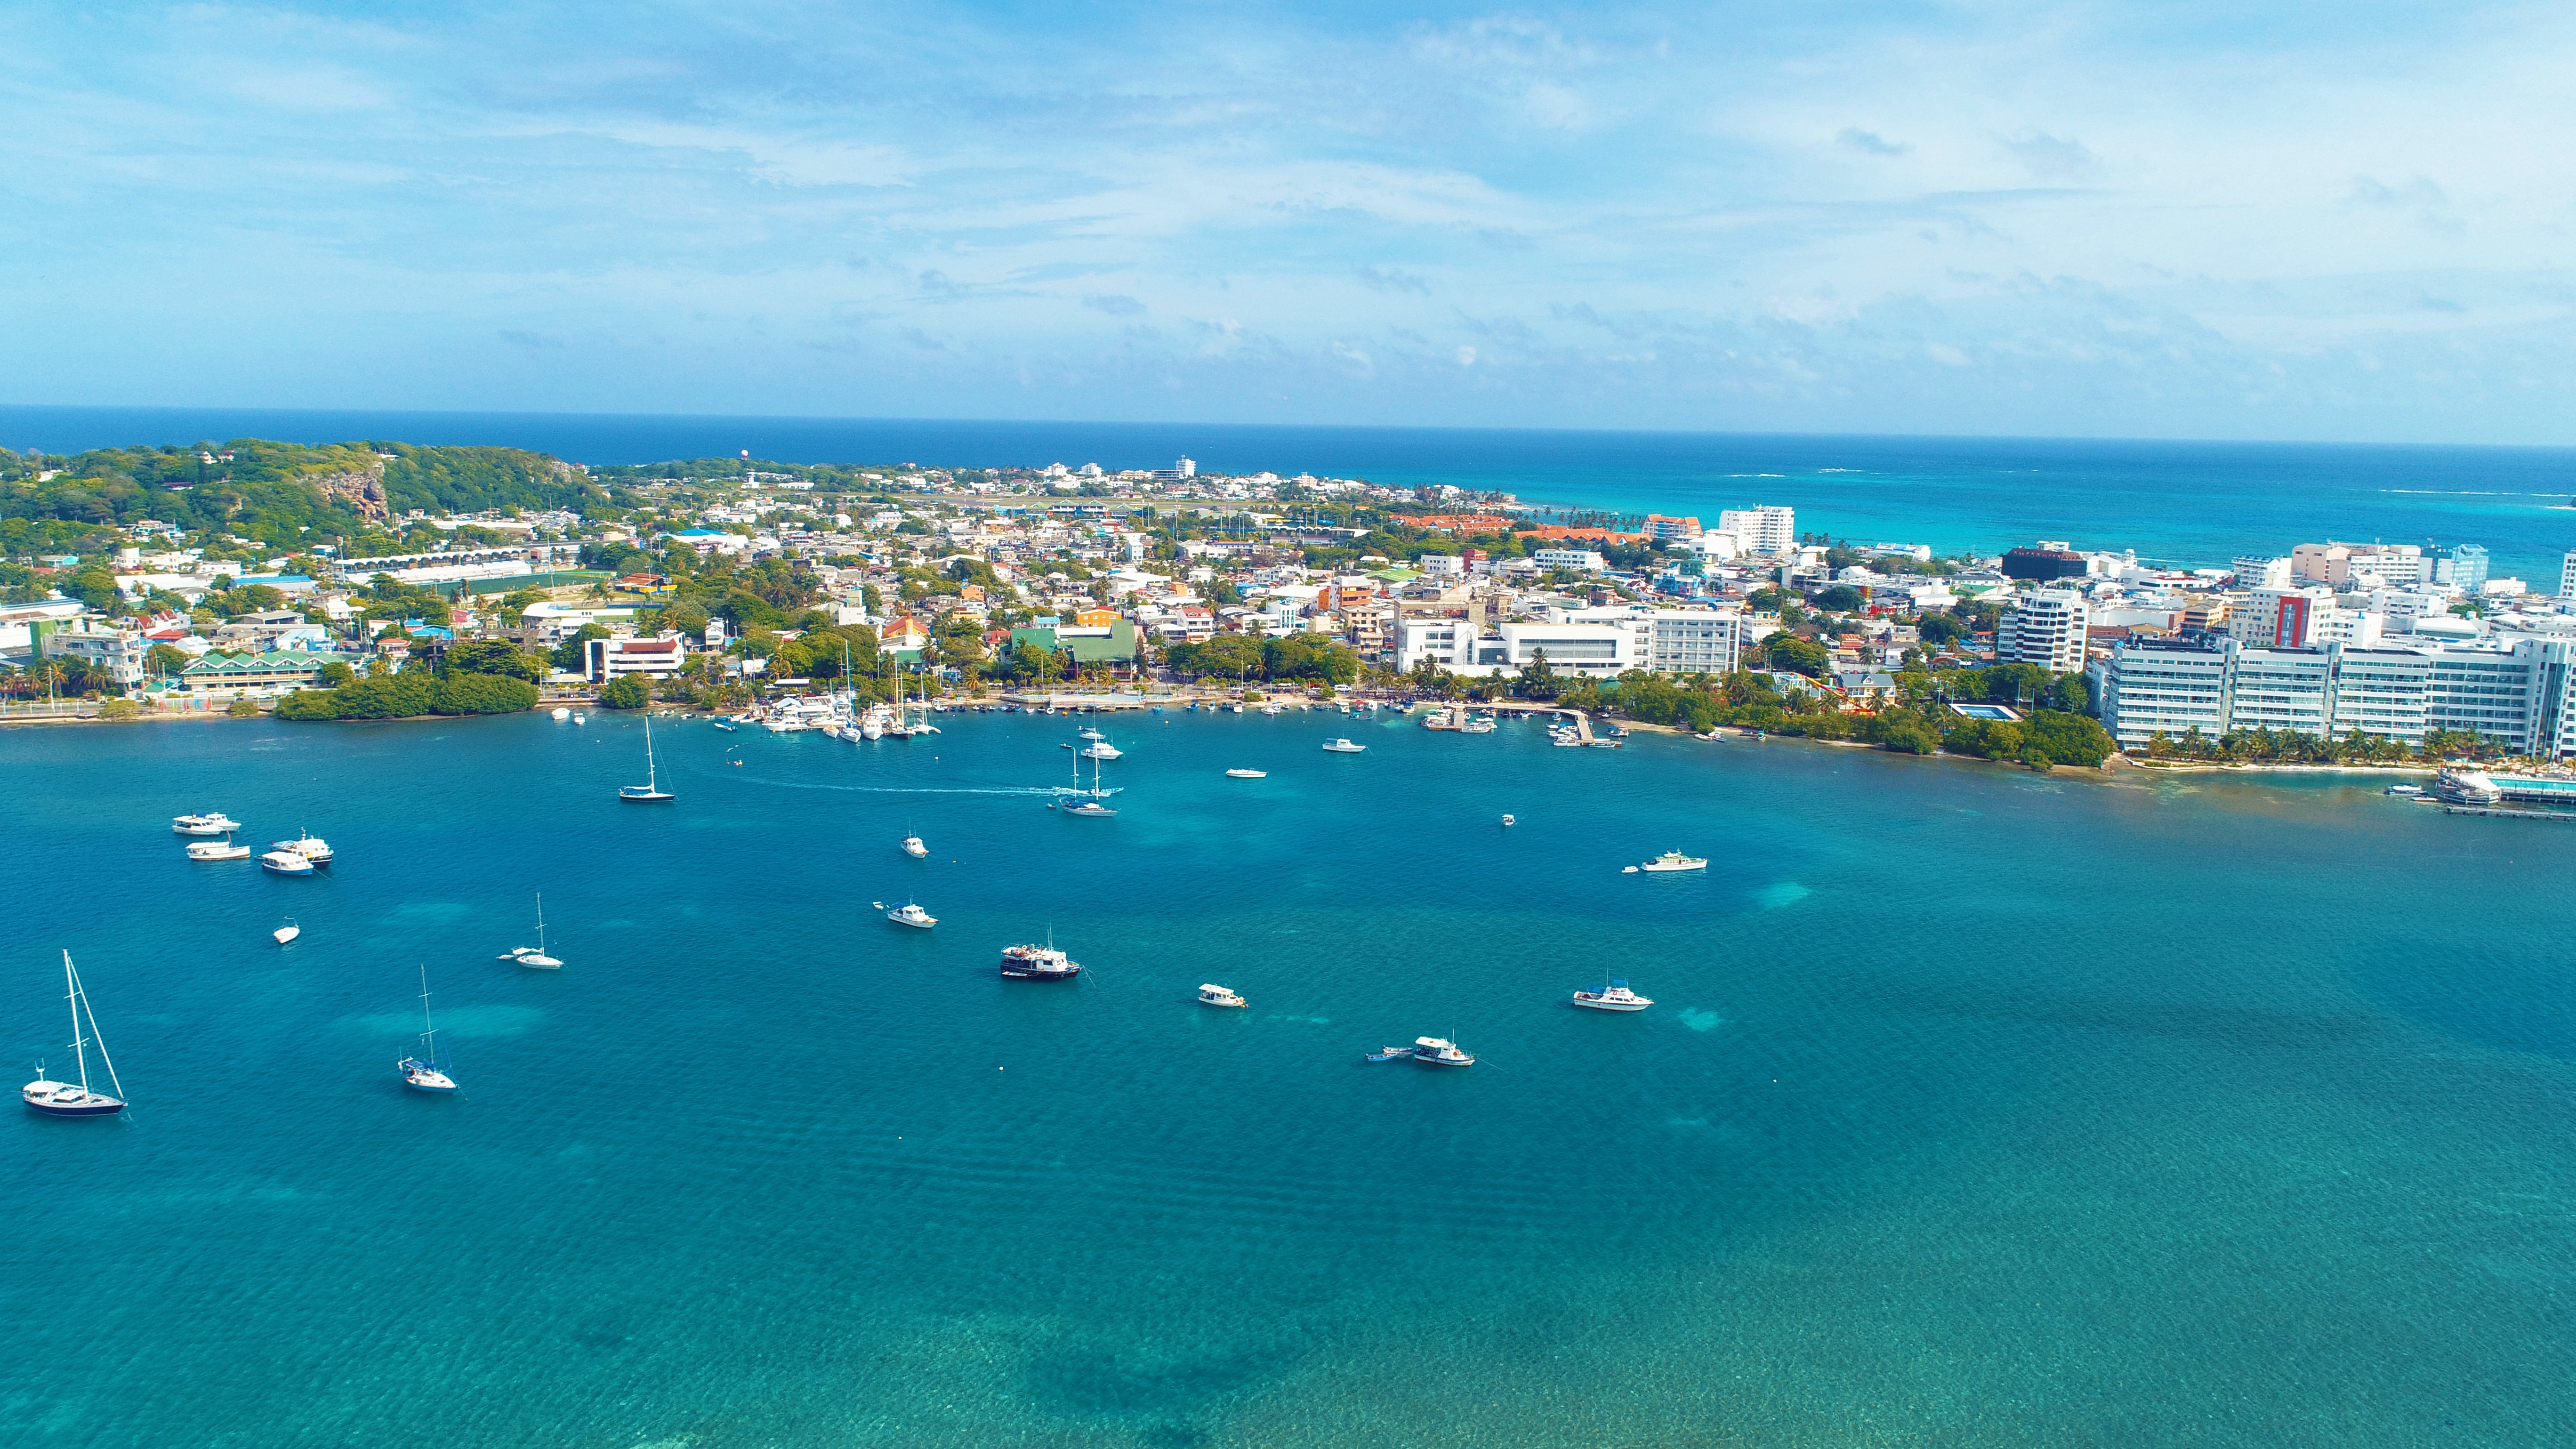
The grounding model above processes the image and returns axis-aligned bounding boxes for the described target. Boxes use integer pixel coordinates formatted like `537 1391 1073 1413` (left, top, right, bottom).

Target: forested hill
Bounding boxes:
0 438 611 549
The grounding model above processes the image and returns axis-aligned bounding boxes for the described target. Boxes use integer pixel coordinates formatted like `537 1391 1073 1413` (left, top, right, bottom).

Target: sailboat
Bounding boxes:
1059 747 1117 817
503 894 561 969
22 950 128 1117
398 965 458 1093
620 716 675 802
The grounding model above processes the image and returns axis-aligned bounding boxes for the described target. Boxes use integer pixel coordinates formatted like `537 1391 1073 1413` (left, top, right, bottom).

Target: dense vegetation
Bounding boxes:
273 641 545 721
2140 725 2504 765
0 439 609 556
1162 633 1361 685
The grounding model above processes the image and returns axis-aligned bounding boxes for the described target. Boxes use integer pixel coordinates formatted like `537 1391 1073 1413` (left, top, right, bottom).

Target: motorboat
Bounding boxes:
1000 942 1081 980
1081 741 1123 761
1572 979 1653 1012
886 902 937 929
270 832 333 867
510 894 562 969
259 848 315 876
1321 738 1366 753
572 712 587 724
2385 783 2424 797
902 835 929 857
1197 983 1247 1009
620 716 675 801
1637 851 1707 873
172 812 241 836
22 951 128 1116
1409 1036 1475 1067
1366 1044 1417 1062
398 964 458 1093
273 919 300 945
1225 768 1267 779
551 707 571 721
1260 703 1283 716
711 719 738 732
1500 814 1515 828
187 838 251 861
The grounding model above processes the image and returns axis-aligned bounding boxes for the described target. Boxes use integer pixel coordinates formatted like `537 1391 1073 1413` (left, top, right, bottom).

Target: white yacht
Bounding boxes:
1321 738 1366 753
886 902 937 930
620 716 675 802
270 832 333 867
506 894 562 969
259 847 315 876
1572 979 1653 1012
187 837 251 861
23 951 128 1117
902 835 929 857
1081 740 1123 761
398 965 458 1093
172 812 241 836
1000 942 1081 980
1410 1036 1475 1067
1224 768 1267 779
1197 983 1247 1009
1635 851 1707 873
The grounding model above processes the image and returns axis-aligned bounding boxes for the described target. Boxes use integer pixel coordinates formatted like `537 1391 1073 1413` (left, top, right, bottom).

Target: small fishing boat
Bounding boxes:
886 902 937 929
551 707 571 721
270 832 333 867
1571 978 1652 1012
1500 813 1515 828
1410 1036 1475 1067
1000 942 1081 980
1637 851 1707 873
1197 983 1247 1009
172 812 241 836
22 951 128 1116
572 712 587 724
711 719 738 732
397 965 458 1093
1366 1044 1417 1062
273 919 300 945
902 835 929 857
620 716 675 801
1224 768 1267 779
1321 738 1366 754
2385 783 2423 797
259 848 315 876
187 837 251 861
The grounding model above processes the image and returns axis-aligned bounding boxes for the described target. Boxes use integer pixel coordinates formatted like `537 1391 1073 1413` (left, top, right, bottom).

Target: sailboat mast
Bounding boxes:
644 716 657 790
64 950 89 1096
418 964 436 1055
536 892 546 955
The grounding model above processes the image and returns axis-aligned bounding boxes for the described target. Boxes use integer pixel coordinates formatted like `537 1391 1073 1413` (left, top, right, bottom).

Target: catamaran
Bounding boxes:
620 716 675 801
398 965 458 1093
22 951 128 1117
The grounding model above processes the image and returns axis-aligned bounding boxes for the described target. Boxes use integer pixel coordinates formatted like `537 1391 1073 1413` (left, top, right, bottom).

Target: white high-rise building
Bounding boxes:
1997 588 2090 672
2559 548 2576 599
1716 506 1795 555
2097 633 2576 756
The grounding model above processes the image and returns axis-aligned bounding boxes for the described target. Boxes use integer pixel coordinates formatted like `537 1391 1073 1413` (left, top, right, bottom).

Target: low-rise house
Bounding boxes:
179 651 338 695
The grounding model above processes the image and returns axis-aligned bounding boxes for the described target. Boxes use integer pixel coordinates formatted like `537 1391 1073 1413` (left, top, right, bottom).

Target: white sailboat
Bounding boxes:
1058 747 1117 817
620 716 675 801
505 894 562 969
398 965 458 1093
21 951 128 1117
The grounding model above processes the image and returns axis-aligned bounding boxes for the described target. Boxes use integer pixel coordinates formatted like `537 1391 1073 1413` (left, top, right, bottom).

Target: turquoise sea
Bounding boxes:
7 709 2575 1447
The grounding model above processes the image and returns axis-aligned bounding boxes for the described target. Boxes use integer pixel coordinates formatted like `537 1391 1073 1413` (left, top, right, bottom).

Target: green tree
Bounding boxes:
1761 635 1830 677
598 676 651 709
144 643 192 677
550 625 611 672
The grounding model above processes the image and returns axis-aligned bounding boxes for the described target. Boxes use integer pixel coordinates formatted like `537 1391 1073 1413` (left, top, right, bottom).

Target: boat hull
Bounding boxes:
1571 997 1650 1012
1000 965 1080 979
22 1089 124 1116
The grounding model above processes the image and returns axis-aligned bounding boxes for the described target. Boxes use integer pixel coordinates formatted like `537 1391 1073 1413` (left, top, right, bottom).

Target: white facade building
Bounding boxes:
1997 588 2090 672
2560 548 2576 600
1532 548 1608 572
2097 633 2576 754
585 634 690 683
1715 506 1795 556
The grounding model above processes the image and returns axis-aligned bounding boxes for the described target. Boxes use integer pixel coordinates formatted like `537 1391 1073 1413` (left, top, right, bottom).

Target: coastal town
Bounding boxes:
5 439 2576 790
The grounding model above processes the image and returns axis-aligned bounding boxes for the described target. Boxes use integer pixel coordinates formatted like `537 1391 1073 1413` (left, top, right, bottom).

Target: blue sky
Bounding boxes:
3 1 2571 442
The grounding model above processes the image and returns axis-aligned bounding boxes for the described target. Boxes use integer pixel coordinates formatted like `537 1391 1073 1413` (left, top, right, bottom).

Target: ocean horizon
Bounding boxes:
7 404 2575 582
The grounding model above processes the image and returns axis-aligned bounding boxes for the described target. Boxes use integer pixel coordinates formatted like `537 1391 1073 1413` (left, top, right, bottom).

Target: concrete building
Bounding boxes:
2560 548 2576 600
1997 588 2090 672
2097 632 2576 755
1715 506 1795 555
1532 548 1607 573
585 635 690 683
37 621 146 688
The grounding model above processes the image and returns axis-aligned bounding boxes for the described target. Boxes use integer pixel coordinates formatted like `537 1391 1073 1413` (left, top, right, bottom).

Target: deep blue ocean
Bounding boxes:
6 406 2575 582
6 710 2574 1447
